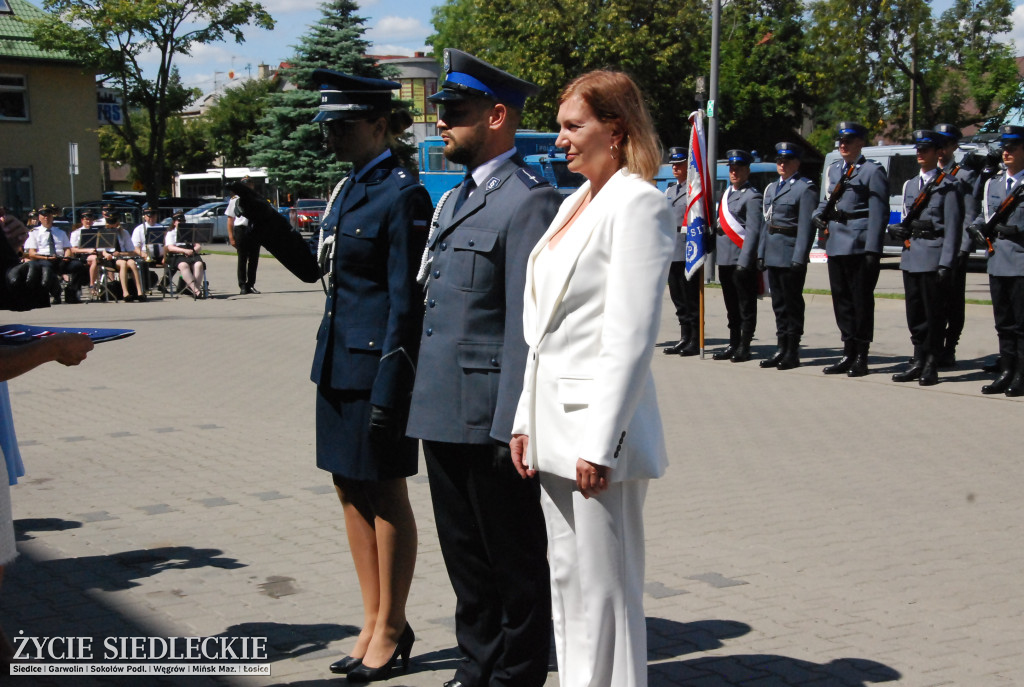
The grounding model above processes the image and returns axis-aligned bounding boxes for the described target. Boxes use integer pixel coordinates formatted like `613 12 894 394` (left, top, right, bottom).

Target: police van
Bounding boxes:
820 143 988 257
418 131 559 204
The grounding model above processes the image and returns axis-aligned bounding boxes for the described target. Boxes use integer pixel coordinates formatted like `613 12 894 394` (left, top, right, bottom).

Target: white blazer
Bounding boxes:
511 170 674 482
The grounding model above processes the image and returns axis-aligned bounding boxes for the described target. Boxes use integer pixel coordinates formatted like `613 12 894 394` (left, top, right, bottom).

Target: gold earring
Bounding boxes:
610 143 620 159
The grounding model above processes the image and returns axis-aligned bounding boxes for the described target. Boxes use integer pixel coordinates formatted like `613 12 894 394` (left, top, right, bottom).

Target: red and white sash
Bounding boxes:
718 187 745 248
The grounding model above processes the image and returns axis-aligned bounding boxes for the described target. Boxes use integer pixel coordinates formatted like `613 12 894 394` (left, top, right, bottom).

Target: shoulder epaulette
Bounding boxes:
516 167 550 189
389 167 419 189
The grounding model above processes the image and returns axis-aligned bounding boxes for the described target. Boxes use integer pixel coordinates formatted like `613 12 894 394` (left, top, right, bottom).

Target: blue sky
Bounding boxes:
167 0 1024 97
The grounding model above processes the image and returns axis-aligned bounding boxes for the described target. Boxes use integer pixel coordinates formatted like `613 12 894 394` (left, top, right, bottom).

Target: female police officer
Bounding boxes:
229 70 431 682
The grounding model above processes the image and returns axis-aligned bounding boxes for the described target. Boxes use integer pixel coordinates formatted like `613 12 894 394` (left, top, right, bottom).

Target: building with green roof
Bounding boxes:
1 0 101 217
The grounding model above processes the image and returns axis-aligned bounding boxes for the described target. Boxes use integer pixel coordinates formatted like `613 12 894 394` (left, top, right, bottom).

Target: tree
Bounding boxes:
429 0 711 150
28 0 274 203
204 77 277 167
248 0 387 199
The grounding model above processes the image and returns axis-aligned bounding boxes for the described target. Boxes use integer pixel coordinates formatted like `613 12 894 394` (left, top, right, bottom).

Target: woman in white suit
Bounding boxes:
509 70 674 687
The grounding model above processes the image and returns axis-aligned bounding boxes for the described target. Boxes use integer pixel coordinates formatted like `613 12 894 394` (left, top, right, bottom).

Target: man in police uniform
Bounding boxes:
22 204 86 304
227 176 261 294
713 149 762 362
758 142 818 370
931 123 977 367
663 146 699 356
888 130 964 386
813 121 888 377
406 49 562 687
973 124 1024 396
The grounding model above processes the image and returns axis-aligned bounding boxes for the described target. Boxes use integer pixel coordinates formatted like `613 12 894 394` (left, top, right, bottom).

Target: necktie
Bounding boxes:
1009 177 1015 194
47 230 56 256
453 177 476 213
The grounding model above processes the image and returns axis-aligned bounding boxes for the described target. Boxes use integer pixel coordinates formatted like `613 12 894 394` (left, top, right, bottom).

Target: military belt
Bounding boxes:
909 220 940 240
834 209 870 222
768 225 797 237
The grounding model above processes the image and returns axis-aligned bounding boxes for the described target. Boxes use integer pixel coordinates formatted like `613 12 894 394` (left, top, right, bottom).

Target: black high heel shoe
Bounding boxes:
328 655 362 674
346 624 414 683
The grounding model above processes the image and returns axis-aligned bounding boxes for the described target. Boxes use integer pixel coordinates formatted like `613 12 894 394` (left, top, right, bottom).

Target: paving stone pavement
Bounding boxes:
1 254 1021 686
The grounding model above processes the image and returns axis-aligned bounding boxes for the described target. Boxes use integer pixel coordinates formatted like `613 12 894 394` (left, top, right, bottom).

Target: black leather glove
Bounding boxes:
735 263 747 274
937 266 950 282
887 223 910 241
967 222 989 245
368 404 404 444
494 442 512 466
227 181 318 282
790 261 807 274
956 251 970 270
864 252 880 270
756 258 766 272
811 214 827 232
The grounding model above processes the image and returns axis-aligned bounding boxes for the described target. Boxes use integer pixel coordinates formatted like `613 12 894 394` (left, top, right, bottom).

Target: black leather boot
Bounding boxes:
777 334 801 370
824 341 855 374
847 341 870 377
1005 351 1024 397
760 337 786 368
982 355 1015 394
918 354 939 386
938 342 957 368
665 325 689 355
731 337 752 363
680 335 699 356
713 332 739 360
892 346 923 382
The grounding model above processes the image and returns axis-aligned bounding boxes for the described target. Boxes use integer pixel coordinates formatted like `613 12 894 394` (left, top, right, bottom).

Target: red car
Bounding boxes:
292 198 327 236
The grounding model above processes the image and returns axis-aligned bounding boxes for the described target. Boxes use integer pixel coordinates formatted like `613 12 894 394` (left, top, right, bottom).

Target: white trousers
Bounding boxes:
539 475 649 687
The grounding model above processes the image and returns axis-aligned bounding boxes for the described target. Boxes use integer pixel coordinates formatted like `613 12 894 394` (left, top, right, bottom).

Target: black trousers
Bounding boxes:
942 253 969 349
827 254 881 343
44 258 87 295
718 264 757 339
903 271 947 356
666 261 700 332
989 275 1024 358
235 226 260 289
423 441 550 687
767 265 808 337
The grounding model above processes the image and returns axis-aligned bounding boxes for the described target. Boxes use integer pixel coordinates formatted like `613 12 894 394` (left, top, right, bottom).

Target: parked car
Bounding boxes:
165 201 231 242
293 199 327 238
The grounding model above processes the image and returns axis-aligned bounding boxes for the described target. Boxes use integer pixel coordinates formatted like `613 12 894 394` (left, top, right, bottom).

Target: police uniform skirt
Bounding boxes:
315 385 418 481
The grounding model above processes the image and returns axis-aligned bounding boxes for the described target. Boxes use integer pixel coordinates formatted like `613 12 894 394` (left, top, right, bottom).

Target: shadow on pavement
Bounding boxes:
647 617 751 659
653 654 900 686
13 517 82 541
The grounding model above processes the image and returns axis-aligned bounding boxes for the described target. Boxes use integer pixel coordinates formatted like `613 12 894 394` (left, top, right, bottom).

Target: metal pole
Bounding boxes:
705 0 721 284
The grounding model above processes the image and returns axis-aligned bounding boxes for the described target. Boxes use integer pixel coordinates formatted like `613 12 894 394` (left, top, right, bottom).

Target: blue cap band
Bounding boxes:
444 71 526 108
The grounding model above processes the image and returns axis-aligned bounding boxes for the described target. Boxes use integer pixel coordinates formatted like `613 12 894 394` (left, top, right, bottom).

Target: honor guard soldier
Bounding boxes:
971 124 1024 396
758 142 818 369
888 130 964 386
663 146 699 356
405 49 561 687
932 123 977 367
713 149 762 362
813 121 888 377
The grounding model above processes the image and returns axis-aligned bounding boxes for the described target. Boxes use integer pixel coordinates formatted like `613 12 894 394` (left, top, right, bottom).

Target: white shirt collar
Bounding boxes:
920 168 938 184
468 147 518 189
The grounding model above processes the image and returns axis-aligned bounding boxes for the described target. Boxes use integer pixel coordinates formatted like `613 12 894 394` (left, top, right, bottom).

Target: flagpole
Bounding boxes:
698 265 705 358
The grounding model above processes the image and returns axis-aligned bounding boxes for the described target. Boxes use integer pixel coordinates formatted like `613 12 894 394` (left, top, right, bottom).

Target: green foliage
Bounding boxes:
99 109 216 191
204 78 277 166
429 0 711 149
247 0 384 199
27 0 274 203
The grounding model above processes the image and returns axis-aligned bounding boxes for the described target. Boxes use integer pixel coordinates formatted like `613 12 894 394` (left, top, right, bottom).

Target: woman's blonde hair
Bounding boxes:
559 70 662 182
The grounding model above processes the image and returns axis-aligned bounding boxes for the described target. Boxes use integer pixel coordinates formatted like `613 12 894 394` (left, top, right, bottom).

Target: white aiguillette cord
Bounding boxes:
416 187 456 287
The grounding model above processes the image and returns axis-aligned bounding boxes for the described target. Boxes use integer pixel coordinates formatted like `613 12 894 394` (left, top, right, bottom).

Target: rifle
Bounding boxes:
887 170 947 248
967 182 1024 256
812 162 857 245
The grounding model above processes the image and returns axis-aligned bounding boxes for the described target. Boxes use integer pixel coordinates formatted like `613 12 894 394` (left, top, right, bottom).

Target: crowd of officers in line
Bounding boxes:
10 203 208 305
662 121 1024 398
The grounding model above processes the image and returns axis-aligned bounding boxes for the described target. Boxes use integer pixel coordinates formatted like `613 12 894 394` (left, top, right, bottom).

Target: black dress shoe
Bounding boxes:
328 655 361 674
712 344 736 361
248 286 260 294
443 681 466 687
346 624 414 683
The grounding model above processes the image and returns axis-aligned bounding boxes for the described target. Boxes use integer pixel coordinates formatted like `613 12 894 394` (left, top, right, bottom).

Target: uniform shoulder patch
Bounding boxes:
516 167 550 189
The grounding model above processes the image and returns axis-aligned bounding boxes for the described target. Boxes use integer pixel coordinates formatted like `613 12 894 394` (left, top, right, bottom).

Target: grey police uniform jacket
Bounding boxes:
665 183 688 263
982 174 1024 278
944 163 978 254
815 156 888 256
715 182 762 268
897 174 964 273
758 173 818 268
406 157 563 445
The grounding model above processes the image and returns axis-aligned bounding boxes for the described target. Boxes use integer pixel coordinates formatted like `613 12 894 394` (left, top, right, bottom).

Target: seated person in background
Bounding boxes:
69 210 103 288
131 205 164 290
71 211 146 301
22 205 87 304
164 212 206 299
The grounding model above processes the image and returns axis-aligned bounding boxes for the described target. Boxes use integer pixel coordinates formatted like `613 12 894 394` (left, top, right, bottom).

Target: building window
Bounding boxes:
0 75 28 121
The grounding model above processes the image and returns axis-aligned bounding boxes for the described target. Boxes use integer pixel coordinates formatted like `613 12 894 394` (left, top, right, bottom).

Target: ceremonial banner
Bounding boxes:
684 112 713 280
